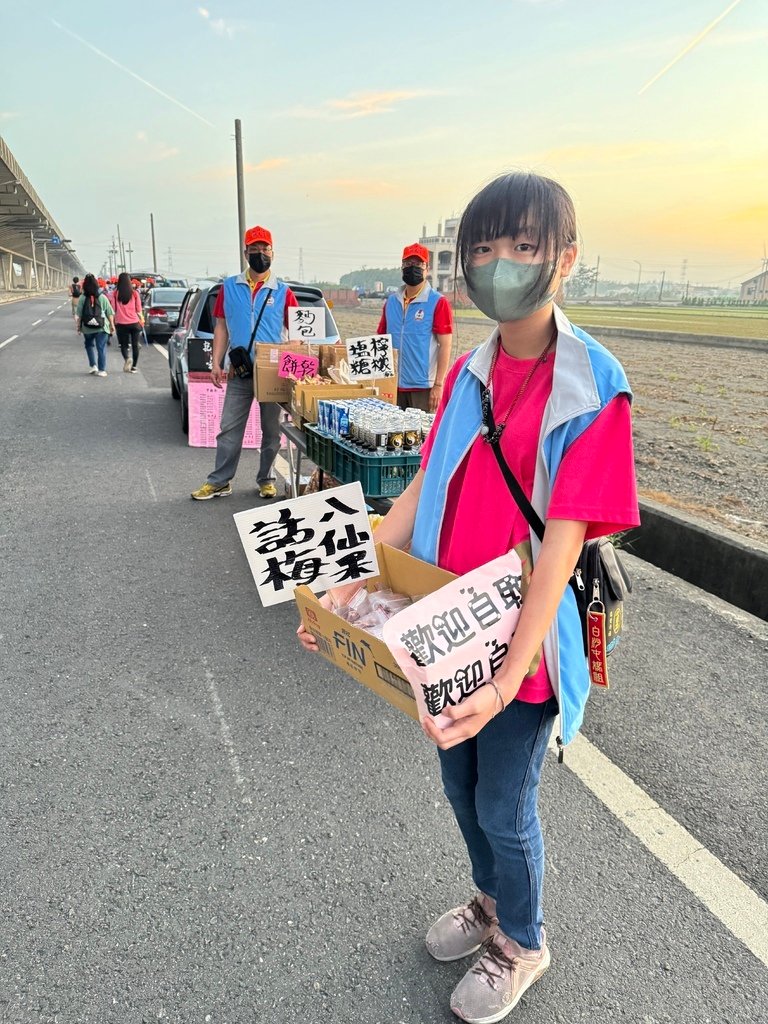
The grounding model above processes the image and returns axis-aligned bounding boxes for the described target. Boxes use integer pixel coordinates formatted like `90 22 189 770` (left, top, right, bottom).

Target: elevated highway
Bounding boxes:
0 134 83 293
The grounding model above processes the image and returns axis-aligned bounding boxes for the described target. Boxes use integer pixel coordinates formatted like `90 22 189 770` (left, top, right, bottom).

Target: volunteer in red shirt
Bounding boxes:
377 243 454 412
191 225 298 501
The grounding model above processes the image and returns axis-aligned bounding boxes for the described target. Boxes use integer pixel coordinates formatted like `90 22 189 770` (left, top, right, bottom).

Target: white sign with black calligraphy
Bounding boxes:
345 334 395 379
232 482 379 607
288 306 325 342
383 552 526 728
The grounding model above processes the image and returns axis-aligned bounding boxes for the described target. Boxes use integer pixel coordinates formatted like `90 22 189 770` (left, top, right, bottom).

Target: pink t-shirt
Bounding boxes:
112 290 143 325
420 344 640 703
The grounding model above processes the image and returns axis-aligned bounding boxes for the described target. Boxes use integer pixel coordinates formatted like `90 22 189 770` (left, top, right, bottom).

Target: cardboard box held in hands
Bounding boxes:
294 543 455 720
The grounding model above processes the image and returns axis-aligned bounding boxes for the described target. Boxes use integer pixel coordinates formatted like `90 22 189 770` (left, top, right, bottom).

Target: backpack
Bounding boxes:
82 296 104 330
71 282 81 298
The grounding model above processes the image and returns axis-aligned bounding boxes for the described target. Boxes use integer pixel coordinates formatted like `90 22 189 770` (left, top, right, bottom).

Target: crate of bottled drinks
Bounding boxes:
312 398 435 498
304 423 335 473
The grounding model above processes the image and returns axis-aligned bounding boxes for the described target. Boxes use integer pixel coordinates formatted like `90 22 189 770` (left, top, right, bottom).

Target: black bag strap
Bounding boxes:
246 286 272 357
480 382 546 542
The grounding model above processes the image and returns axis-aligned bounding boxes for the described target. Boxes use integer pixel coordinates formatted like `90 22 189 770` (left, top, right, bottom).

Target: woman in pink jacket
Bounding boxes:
112 272 145 373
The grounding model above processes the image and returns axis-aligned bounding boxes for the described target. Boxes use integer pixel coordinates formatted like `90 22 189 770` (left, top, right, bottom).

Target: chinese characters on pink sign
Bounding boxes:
188 372 262 448
277 351 320 380
383 552 524 728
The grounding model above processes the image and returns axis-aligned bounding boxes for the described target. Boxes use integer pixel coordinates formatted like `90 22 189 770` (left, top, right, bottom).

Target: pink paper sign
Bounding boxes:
188 373 262 448
382 552 524 728
278 351 319 380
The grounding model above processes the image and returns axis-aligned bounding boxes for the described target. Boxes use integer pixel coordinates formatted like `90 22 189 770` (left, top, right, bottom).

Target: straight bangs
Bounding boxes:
458 172 577 305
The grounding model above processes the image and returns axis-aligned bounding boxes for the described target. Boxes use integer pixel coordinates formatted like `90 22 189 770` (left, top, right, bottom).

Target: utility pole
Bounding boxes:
117 224 124 271
593 255 600 300
658 270 666 301
298 247 305 281
126 243 133 274
150 212 158 274
167 247 173 273
234 118 246 270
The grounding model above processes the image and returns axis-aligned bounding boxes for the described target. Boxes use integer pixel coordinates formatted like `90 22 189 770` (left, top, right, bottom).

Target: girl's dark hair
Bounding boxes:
82 273 100 299
116 271 133 305
457 172 577 306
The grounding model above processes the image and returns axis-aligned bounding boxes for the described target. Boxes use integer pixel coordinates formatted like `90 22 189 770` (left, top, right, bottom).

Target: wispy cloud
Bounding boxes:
285 89 449 120
50 18 216 127
194 157 289 181
639 0 745 94
136 131 179 161
0 112 19 121
198 6 233 38
319 178 397 198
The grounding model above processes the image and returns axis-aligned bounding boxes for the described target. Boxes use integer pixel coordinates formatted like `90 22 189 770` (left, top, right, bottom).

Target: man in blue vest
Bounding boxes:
377 243 454 412
191 225 298 500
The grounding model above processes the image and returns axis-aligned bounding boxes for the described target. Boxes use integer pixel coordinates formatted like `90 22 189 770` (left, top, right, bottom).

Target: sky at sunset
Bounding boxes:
2 0 767 287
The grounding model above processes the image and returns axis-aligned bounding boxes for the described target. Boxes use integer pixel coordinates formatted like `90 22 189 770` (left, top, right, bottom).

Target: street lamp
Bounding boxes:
632 260 642 301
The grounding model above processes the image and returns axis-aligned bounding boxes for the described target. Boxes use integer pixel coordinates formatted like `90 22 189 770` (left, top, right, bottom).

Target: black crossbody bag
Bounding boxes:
479 382 632 688
228 287 271 379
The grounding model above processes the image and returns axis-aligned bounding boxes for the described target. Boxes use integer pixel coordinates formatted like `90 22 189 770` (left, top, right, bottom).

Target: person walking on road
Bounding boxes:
75 273 115 376
377 243 454 412
299 173 640 1023
191 225 299 501
69 276 81 318
112 271 144 373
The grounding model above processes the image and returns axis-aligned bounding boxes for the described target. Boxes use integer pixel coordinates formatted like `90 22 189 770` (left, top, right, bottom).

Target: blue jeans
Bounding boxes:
83 331 108 371
207 374 282 486
438 696 558 950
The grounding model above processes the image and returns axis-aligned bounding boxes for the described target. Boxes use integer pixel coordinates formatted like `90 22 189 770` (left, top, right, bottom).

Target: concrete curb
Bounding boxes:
624 498 768 621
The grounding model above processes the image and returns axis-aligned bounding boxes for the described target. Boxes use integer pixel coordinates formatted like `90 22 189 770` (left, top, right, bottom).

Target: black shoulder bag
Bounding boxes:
479 382 632 690
228 287 271 379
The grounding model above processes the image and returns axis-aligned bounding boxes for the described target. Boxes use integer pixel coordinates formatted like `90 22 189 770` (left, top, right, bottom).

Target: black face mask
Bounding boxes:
247 251 271 273
402 265 425 286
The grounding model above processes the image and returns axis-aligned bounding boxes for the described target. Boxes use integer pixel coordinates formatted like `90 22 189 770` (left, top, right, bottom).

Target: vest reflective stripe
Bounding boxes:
385 285 442 388
223 275 288 350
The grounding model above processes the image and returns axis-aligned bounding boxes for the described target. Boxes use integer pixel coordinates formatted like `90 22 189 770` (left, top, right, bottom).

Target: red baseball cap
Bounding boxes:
244 225 273 248
402 243 429 264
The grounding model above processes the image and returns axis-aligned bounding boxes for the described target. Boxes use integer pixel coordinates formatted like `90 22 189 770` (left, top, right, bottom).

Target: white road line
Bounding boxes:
203 664 252 804
0 335 19 350
31 319 43 326
47 310 55 315
553 732 768 967
152 342 169 361
144 468 158 502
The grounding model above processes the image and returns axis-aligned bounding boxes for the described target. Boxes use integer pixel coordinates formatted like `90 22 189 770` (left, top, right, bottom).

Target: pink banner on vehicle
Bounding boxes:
188 372 262 448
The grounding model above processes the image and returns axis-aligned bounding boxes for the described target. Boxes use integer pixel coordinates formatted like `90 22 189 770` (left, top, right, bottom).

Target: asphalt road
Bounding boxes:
1 296 767 1024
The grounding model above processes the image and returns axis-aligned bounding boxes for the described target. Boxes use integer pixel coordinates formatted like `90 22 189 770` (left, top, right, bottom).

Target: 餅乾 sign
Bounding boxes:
277 351 320 380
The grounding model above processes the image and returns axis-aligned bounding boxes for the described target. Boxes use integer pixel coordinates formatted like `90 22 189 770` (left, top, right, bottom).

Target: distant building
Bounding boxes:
419 217 460 293
740 269 768 303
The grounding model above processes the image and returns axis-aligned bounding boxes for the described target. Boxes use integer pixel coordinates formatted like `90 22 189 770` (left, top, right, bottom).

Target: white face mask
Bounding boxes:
466 258 557 322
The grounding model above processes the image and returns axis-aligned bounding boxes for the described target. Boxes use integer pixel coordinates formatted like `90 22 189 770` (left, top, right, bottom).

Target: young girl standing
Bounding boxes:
299 172 639 1022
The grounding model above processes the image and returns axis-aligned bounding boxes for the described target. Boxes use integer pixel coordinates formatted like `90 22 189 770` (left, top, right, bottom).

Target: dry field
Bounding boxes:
333 307 768 545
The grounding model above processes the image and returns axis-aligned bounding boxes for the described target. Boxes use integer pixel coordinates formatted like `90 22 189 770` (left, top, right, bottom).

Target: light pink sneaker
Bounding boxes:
450 927 550 1023
426 893 498 962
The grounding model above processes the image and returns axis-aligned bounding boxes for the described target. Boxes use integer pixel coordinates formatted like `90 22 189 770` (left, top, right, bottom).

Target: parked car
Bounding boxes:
144 286 188 340
168 281 340 433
